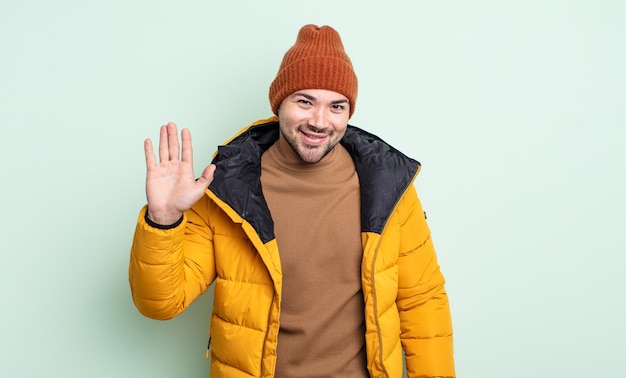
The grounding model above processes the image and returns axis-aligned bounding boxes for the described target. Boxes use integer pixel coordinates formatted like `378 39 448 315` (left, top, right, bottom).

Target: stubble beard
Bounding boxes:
281 126 335 164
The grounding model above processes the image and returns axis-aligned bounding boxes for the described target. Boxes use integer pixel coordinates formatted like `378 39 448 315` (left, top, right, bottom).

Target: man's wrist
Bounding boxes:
145 208 184 230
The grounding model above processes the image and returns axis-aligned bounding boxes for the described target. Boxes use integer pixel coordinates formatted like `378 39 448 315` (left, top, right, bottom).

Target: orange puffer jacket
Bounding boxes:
129 117 455 377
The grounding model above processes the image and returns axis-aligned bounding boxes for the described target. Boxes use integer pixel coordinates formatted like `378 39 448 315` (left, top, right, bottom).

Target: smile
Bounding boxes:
300 130 328 145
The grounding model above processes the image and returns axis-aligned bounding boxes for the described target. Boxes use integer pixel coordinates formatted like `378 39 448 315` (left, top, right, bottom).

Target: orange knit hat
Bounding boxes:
269 24 358 117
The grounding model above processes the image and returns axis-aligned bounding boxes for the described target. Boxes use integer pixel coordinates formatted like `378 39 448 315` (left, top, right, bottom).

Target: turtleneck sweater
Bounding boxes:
260 137 368 377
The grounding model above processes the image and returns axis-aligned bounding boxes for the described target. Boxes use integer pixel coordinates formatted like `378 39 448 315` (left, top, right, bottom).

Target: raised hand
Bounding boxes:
144 122 215 225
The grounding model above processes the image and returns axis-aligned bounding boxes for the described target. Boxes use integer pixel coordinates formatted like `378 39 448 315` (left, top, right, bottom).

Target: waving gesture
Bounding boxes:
144 122 215 225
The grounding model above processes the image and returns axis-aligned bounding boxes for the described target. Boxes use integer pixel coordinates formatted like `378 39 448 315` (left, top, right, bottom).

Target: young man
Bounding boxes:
130 24 455 378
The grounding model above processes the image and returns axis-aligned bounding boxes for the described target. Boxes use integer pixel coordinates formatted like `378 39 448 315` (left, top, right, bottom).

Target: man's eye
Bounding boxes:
298 99 312 105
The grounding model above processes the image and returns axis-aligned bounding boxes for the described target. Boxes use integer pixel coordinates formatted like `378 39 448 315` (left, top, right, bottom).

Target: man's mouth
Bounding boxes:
300 129 328 145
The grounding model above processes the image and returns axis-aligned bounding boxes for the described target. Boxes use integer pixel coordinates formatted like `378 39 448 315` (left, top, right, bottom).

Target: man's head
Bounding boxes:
269 25 358 164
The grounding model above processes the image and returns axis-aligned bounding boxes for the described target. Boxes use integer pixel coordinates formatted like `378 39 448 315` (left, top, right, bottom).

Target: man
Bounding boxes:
129 24 455 378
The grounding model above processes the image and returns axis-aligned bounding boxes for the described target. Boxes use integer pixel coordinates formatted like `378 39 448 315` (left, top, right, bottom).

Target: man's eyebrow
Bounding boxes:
293 92 348 104
293 92 316 101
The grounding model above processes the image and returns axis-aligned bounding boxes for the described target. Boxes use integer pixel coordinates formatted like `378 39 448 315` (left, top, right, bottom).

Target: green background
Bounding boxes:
1 0 624 377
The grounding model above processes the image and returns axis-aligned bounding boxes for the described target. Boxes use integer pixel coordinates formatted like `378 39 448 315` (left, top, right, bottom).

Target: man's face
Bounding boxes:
277 89 350 164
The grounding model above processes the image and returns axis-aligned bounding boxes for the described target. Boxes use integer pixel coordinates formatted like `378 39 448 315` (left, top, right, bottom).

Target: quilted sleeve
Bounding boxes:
395 186 455 377
129 194 217 320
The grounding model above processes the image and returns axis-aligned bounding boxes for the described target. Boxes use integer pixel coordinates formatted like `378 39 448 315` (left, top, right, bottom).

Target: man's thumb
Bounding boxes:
197 164 216 186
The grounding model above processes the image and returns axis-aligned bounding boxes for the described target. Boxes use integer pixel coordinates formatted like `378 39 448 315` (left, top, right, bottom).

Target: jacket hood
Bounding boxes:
209 119 420 244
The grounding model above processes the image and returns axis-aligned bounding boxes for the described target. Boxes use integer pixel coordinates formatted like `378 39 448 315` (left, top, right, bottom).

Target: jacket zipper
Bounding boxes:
370 240 390 378
259 290 276 377
370 169 420 378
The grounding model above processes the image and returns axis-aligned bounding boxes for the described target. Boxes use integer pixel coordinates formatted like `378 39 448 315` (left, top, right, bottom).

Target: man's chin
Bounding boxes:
297 146 331 164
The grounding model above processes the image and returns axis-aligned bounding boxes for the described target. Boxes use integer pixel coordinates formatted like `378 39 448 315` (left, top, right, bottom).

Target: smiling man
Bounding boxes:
129 24 455 378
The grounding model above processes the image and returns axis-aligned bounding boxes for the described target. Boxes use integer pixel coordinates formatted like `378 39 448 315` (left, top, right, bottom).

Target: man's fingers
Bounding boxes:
158 124 169 162
152 122 192 168
203 164 216 181
197 164 216 187
167 122 180 161
144 138 156 170
180 128 193 164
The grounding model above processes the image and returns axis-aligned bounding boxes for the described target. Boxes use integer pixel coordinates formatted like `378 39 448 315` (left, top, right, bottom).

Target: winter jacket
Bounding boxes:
129 117 455 378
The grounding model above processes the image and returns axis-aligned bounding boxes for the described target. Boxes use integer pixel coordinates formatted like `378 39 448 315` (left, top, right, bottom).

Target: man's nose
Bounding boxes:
307 107 327 129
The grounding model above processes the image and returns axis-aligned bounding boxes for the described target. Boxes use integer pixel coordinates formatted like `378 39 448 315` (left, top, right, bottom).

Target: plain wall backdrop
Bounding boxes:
1 0 624 377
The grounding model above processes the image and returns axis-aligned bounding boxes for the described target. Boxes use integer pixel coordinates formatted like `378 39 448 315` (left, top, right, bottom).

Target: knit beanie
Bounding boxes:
269 24 358 118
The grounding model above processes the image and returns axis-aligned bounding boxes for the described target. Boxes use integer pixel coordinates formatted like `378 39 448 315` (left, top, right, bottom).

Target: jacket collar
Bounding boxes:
209 119 420 243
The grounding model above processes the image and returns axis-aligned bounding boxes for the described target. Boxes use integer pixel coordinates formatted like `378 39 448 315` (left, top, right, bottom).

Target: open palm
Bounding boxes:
144 122 215 225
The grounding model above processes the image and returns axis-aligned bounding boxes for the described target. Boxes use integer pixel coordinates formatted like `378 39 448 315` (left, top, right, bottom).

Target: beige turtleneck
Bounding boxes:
260 138 368 377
